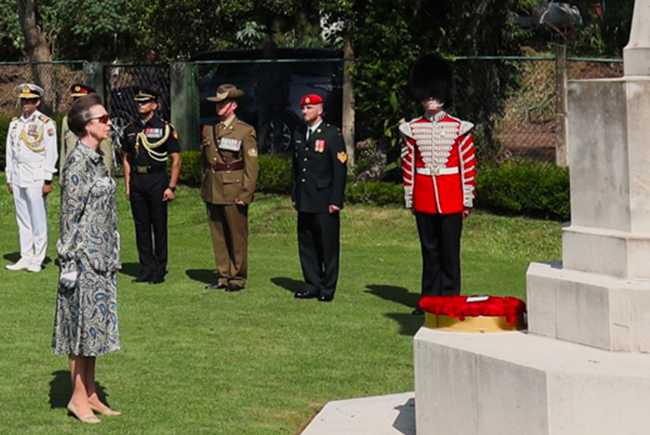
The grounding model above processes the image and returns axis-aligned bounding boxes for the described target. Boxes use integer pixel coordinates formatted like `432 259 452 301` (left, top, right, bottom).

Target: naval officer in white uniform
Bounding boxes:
5 83 58 273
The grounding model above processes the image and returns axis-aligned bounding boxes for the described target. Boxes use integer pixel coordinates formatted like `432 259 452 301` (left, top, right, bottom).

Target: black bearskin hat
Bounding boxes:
408 53 455 108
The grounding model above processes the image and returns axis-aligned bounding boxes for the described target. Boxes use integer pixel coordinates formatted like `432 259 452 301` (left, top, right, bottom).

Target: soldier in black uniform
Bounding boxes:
292 94 347 302
122 87 182 284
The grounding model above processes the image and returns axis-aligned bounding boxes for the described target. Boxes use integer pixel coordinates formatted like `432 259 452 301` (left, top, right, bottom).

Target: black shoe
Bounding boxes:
318 294 333 302
226 283 244 292
149 277 165 285
411 308 424 315
205 282 228 290
294 291 318 299
132 275 151 283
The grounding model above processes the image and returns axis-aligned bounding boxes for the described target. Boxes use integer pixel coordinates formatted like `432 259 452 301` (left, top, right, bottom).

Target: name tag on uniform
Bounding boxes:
144 128 163 139
219 137 242 152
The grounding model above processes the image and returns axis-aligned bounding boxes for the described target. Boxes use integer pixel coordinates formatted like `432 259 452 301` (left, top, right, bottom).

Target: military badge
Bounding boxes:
219 137 242 152
248 148 258 157
172 130 179 139
47 128 54 136
315 139 326 153
144 128 163 139
337 151 348 164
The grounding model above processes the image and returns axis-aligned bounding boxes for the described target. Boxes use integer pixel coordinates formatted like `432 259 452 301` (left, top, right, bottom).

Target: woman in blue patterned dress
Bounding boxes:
52 94 121 423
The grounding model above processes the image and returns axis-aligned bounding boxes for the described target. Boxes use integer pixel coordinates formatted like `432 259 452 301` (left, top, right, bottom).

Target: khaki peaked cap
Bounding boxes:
207 84 245 102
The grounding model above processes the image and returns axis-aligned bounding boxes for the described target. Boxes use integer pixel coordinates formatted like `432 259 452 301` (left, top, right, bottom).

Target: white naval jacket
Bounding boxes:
5 110 58 188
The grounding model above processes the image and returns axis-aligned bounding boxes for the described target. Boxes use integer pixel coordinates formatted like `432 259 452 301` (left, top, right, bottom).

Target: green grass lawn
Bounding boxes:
0 178 561 434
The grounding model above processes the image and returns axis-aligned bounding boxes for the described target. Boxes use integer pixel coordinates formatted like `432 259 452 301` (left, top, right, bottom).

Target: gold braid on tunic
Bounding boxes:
19 126 45 152
136 125 171 162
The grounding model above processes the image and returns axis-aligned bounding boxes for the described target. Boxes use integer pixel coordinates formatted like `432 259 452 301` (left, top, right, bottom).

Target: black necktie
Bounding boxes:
306 128 313 140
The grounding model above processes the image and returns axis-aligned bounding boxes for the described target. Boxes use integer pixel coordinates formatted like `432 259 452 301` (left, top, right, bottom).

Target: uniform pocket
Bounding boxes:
222 171 242 184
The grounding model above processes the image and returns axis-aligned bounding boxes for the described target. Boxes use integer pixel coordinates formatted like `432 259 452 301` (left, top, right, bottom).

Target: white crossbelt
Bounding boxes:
415 166 459 176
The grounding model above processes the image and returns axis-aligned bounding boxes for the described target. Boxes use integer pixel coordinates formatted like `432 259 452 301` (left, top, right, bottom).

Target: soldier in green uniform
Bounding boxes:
201 84 259 292
60 84 113 172
292 94 347 302
122 87 182 285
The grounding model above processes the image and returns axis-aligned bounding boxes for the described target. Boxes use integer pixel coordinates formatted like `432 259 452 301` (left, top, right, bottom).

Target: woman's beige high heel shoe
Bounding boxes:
89 404 122 417
67 401 101 424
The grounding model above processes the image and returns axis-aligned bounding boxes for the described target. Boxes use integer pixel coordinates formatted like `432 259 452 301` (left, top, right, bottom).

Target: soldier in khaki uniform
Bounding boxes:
201 84 259 291
60 84 113 172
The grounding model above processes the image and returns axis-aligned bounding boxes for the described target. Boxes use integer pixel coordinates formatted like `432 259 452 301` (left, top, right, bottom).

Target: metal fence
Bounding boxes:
454 56 623 163
0 56 624 166
102 63 172 148
192 58 344 154
0 61 86 118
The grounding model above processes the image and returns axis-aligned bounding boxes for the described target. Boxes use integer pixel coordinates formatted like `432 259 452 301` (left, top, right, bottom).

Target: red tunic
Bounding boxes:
399 112 476 214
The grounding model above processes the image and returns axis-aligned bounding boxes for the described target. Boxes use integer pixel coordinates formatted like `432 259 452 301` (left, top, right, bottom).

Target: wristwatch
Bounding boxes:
168 186 177 192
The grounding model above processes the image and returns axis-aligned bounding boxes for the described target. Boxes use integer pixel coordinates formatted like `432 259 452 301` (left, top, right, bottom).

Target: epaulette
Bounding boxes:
11 116 17 122
446 114 474 135
39 115 51 123
398 121 414 138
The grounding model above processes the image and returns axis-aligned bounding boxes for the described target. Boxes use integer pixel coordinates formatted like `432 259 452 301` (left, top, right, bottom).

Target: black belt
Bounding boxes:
133 165 166 174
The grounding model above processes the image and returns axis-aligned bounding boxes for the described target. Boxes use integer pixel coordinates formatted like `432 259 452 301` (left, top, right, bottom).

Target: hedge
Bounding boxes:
176 152 571 221
475 162 569 221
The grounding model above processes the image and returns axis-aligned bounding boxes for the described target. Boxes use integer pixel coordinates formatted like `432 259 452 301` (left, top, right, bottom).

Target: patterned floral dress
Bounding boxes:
52 142 121 356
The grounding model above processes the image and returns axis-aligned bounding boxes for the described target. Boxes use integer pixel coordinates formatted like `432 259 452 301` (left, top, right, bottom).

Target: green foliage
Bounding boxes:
177 150 203 186
0 1 23 60
345 182 403 206
0 117 9 168
476 162 570 220
178 152 294 193
256 154 293 194
235 21 268 47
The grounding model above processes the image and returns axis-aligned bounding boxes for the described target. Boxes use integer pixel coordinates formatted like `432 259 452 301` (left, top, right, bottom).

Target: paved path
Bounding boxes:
300 392 415 435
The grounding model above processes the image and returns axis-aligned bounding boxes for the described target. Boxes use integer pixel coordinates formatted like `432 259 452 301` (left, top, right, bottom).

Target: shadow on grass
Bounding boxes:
270 277 304 294
364 285 419 309
48 370 113 409
119 262 140 279
3 252 52 265
186 269 215 285
385 313 425 336
365 285 423 336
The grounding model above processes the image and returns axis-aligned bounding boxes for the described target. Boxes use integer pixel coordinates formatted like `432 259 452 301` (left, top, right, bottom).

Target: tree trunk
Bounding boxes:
16 0 55 112
342 34 355 172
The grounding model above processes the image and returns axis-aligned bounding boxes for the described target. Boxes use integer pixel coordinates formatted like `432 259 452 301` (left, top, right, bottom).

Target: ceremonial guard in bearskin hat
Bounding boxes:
122 87 182 285
399 54 477 314
60 84 113 172
292 94 347 302
5 83 58 273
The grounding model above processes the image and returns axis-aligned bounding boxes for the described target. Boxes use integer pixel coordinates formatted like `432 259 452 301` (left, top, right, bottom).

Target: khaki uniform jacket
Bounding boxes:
60 116 113 171
201 117 259 205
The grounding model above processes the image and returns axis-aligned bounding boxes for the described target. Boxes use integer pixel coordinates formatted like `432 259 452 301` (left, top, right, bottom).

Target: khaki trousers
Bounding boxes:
206 203 248 286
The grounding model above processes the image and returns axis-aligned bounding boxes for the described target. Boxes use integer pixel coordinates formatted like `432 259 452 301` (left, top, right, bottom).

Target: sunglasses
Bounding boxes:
89 114 110 124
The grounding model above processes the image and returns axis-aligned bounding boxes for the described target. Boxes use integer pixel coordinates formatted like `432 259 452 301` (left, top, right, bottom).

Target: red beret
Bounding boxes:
300 94 323 106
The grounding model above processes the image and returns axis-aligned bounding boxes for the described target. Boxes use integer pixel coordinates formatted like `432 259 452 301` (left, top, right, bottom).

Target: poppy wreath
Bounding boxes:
419 296 526 323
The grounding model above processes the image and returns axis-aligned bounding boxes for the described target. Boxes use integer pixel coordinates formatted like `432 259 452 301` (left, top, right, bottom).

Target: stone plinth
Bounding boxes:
414 328 650 435
563 78 650 280
526 261 650 352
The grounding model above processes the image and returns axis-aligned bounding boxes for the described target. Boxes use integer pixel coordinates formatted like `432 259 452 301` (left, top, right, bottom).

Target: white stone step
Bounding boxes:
300 392 415 435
